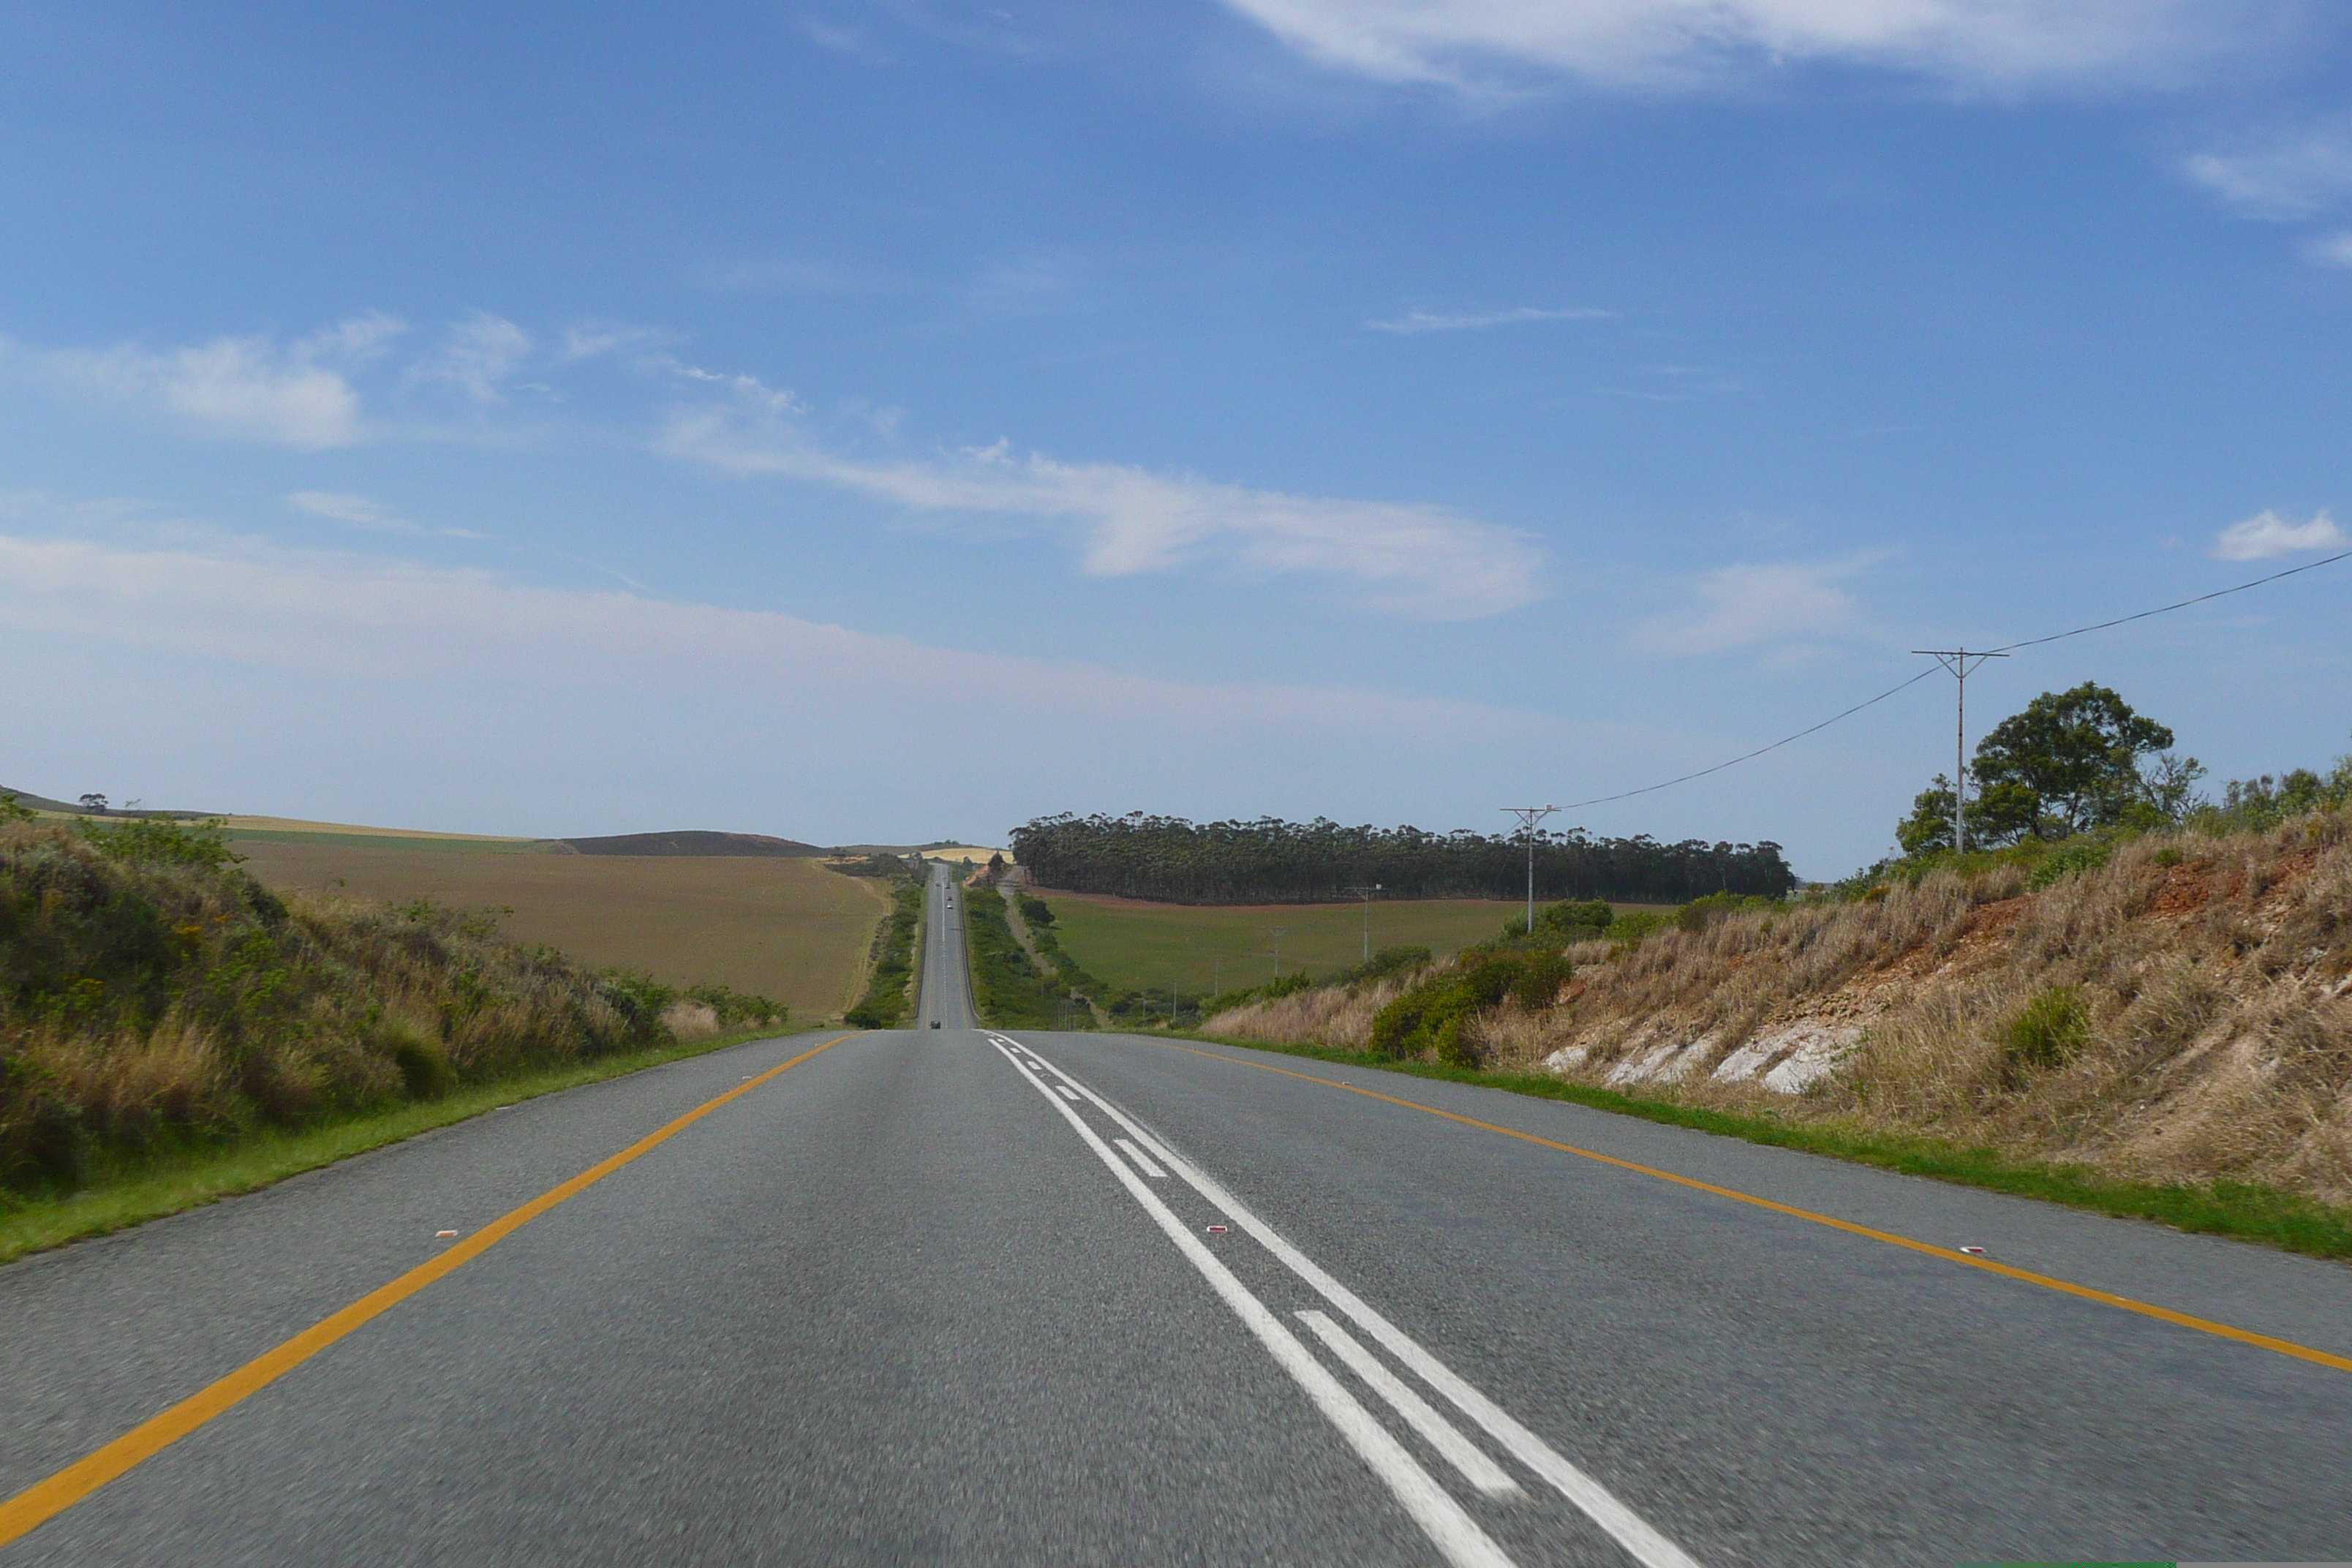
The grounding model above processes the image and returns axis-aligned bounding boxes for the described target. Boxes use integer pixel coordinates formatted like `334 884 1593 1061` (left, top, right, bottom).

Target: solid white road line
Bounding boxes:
999 1036 1703 1568
1296 1311 1522 1499
1114 1137 1170 1180
987 1041 1515 1568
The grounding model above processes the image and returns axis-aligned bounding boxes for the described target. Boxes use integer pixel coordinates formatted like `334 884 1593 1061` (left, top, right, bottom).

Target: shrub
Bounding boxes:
1018 895 1056 927
79 815 240 870
2026 839 2114 890
1369 947 1572 1067
2007 986 2090 1073
380 1016 456 1100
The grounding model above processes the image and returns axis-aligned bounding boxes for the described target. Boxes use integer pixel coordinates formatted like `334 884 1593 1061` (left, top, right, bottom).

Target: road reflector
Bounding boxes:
1205 1225 1228 1233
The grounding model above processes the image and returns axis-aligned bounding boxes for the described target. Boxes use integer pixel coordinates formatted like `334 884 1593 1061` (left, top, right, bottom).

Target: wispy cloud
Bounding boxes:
559 321 674 362
2301 230 2352 268
287 491 487 541
1634 561 1862 656
2183 121 2352 218
2210 508 2345 561
412 313 532 402
657 377 1543 619
1218 0 2283 94
22 314 404 448
1367 306 1612 333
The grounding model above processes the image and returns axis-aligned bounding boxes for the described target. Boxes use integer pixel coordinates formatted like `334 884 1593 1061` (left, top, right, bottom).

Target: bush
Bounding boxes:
682 982 785 1029
1369 947 1572 1068
1018 894 1055 927
2025 838 2114 890
380 1016 456 1100
2007 986 2090 1073
78 815 240 870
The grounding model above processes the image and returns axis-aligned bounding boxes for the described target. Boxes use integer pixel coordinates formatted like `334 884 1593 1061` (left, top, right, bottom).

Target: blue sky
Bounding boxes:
3 1 2348 877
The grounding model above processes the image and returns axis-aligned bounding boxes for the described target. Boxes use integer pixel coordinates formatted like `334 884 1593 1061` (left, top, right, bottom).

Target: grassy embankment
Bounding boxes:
843 876 922 1028
1196 811 2352 1259
0 810 806 1262
966 883 1093 1028
1043 892 1664 1001
1153 1031 2352 1261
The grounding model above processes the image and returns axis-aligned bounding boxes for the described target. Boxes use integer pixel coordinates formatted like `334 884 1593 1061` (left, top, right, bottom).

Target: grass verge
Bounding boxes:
0 1022 820 1267
1149 1028 2352 1263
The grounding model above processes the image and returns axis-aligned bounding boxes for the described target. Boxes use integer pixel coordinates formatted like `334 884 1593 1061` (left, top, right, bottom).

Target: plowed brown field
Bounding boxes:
236 840 889 1021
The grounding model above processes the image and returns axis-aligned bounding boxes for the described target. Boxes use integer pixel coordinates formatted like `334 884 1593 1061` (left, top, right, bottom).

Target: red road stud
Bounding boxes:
1959 1245 1987 1255
1205 1226 1228 1234
435 1230 459 1238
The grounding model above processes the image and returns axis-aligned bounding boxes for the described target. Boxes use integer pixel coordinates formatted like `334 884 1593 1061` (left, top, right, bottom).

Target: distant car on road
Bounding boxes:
930 1020 941 1029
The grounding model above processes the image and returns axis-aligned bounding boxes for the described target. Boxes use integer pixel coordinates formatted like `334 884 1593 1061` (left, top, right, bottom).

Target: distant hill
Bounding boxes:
561 830 825 857
2 787 210 819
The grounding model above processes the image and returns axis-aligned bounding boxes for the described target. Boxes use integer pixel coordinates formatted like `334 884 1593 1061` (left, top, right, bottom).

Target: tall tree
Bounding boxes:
1968 682 2179 840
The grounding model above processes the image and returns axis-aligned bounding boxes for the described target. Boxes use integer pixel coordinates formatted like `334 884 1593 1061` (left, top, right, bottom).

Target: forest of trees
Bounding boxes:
1008 814 1795 905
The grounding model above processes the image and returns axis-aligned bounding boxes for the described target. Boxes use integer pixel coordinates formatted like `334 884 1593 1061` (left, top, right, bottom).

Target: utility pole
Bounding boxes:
1912 649 2009 853
1345 883 1382 963
1500 806 1558 934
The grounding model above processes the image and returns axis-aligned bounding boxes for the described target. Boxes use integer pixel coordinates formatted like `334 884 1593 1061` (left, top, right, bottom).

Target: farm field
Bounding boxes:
1035 890 1670 997
236 837 889 1020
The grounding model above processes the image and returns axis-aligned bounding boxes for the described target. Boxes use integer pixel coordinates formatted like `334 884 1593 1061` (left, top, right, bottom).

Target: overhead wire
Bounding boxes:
1556 549 2351 815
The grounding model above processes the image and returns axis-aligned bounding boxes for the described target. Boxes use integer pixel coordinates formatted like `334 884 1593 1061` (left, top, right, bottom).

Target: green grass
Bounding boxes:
968 888 1090 1029
1149 1030 2352 1262
1045 894 1668 997
0 1022 826 1267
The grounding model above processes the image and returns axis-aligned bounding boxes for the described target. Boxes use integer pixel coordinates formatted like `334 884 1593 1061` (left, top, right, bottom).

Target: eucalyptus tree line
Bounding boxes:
1009 814 1795 906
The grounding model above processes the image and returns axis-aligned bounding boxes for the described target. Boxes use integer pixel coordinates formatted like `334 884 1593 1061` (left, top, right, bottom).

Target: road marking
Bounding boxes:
987 1040 1515 1568
1114 1137 1169 1180
1296 1311 1521 1499
0 1033 857 1551
1055 1085 1084 1102
1000 1036 1700 1568
1147 1039 2352 1379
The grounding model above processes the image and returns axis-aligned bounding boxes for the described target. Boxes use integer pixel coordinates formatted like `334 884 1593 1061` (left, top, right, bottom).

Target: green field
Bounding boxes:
1039 891 1661 996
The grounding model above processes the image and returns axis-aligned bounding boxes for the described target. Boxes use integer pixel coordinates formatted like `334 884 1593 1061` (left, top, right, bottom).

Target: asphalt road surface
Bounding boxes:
3 870 2349 1564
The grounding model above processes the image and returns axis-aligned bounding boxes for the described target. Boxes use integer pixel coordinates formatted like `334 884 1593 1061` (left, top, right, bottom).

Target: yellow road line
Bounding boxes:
1152 1040 2352 1376
0 1032 856 1550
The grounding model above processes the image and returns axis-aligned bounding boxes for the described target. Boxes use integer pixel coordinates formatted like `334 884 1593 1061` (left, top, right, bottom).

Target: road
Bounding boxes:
3 869 2350 1564
917 859 976 1030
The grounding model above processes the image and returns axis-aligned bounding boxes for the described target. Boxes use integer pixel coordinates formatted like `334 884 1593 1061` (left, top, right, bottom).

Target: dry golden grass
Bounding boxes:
235 841 889 1019
1210 813 2352 1204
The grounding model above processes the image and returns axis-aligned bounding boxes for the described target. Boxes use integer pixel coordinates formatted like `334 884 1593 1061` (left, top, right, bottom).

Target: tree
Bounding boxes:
77 793 107 815
1896 777 1957 855
1969 683 2182 840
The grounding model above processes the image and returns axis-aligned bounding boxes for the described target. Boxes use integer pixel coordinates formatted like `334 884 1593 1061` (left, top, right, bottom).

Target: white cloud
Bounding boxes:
26 313 403 448
0 531 1539 837
287 491 488 541
414 313 532 402
2184 121 2352 217
2210 508 2345 560
1218 0 2278 91
2301 230 2352 268
1367 306 1613 333
1634 561 1860 655
559 321 674 361
658 382 1544 619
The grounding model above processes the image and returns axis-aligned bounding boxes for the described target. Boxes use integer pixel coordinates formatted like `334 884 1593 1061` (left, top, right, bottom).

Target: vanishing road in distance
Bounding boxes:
4 864 2348 1564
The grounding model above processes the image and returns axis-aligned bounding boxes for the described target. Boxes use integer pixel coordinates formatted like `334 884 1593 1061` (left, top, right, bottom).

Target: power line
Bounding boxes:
1556 549 2349 817
1982 548 2352 654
